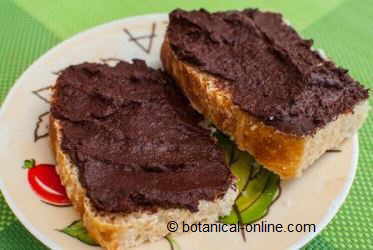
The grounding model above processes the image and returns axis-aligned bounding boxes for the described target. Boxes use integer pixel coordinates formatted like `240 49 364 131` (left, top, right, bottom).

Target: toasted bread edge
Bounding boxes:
161 39 369 179
50 116 238 250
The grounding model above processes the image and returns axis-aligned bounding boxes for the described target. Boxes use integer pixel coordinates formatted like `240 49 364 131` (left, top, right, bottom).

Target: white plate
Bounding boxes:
0 14 358 250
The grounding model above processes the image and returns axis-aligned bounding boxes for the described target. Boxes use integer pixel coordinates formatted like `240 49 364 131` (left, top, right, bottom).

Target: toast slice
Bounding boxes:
161 9 369 179
50 60 238 249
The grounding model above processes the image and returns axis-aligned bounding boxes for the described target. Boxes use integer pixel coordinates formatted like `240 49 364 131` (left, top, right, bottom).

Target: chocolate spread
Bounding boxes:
51 60 232 213
167 9 369 136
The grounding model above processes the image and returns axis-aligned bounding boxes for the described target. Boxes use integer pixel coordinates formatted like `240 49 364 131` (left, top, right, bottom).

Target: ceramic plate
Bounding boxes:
0 14 358 250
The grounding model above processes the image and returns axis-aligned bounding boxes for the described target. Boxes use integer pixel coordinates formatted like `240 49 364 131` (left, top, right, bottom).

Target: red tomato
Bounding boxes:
24 160 71 206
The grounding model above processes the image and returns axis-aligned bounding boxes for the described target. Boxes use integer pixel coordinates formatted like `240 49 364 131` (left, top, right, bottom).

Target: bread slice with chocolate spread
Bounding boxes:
161 9 369 179
50 59 238 249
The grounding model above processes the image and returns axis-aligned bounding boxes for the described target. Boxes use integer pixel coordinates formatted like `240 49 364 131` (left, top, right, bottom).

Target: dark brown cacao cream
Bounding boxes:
167 9 369 136
51 60 232 213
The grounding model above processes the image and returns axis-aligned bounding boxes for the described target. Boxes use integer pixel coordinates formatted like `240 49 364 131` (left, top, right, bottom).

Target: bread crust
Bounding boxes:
50 116 238 250
161 39 369 179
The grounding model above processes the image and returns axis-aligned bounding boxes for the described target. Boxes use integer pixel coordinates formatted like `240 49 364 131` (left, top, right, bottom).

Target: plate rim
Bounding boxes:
0 13 167 250
290 135 358 249
0 12 359 250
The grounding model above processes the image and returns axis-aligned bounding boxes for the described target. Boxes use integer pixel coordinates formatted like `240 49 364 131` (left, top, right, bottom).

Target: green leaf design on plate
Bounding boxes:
165 234 181 250
230 150 254 192
239 173 280 224
59 220 99 246
214 131 235 165
215 131 281 225
236 169 270 211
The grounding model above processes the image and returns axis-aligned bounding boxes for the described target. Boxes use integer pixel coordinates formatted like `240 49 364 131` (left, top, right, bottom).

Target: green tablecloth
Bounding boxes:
0 0 372 249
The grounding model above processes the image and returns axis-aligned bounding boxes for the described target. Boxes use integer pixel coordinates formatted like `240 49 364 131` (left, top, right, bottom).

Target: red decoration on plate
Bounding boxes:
23 159 71 206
